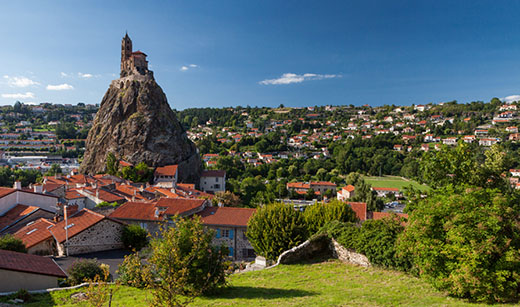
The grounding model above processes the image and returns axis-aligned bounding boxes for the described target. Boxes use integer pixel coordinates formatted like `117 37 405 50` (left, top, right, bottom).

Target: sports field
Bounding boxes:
363 175 430 192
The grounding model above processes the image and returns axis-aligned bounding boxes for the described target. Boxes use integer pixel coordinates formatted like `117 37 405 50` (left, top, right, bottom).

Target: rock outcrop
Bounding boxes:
79 74 201 182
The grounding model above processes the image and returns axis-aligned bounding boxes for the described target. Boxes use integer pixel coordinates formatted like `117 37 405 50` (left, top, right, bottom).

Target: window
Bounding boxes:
221 229 230 238
216 177 219 182
243 249 255 258
214 184 220 189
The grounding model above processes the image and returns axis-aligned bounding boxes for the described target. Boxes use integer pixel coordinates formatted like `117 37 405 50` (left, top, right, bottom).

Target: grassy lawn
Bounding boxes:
363 175 430 192
1 260 496 306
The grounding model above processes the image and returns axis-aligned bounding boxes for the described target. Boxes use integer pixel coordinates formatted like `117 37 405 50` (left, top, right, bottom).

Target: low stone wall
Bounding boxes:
269 234 371 268
330 239 370 267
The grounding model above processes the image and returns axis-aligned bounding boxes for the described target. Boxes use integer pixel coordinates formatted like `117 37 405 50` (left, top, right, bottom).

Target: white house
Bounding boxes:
153 165 178 188
200 170 226 193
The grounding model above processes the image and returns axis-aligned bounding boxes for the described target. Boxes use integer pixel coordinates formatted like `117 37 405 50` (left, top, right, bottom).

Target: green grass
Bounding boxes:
1 260 498 306
363 175 430 192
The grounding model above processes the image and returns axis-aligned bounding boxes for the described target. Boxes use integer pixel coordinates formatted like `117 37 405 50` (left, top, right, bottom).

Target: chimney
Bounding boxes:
96 189 99 200
13 181 21 190
33 184 43 194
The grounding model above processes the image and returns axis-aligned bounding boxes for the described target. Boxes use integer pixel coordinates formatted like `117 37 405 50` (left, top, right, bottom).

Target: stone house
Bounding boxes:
14 209 125 256
337 185 355 201
0 249 67 292
109 197 209 235
198 206 257 261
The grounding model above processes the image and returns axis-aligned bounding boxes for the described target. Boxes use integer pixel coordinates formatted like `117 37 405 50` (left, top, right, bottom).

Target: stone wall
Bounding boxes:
271 234 371 268
59 219 124 256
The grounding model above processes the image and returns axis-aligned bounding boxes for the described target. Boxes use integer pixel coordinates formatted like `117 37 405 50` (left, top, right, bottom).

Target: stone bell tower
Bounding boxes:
120 33 133 77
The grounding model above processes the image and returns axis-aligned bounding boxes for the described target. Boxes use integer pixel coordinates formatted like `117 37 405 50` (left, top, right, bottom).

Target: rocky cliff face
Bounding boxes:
80 74 201 182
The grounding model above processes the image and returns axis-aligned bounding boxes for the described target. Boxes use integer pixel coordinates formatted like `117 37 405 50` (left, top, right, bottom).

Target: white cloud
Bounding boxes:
1 92 35 99
180 64 199 71
3 75 39 87
502 95 520 103
259 73 341 85
60 72 68 77
78 72 93 79
46 83 74 91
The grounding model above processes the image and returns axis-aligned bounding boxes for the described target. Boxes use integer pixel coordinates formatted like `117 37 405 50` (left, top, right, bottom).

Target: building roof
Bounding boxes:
65 190 85 200
372 211 409 221
0 204 41 232
14 218 55 248
154 165 178 177
110 201 160 221
347 202 367 221
287 182 310 189
49 209 109 243
81 188 124 203
0 187 16 198
342 185 355 192
155 198 206 216
310 181 337 187
201 170 226 178
0 249 66 278
198 206 256 227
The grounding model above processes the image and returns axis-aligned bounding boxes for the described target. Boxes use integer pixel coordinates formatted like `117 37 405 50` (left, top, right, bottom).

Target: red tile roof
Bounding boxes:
154 165 178 177
310 181 337 187
287 182 310 189
14 218 54 248
342 185 355 192
155 198 206 216
347 202 367 221
65 190 85 200
0 249 66 278
0 187 16 198
198 206 256 227
110 201 160 221
0 204 41 232
81 188 124 203
50 209 109 243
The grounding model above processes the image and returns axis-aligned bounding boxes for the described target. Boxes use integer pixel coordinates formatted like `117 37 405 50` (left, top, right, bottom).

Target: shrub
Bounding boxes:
95 201 119 208
318 220 360 249
247 202 308 260
67 259 106 285
14 289 31 301
355 216 410 270
121 224 148 251
147 216 228 306
304 200 358 234
117 252 150 288
0 234 27 253
397 186 520 303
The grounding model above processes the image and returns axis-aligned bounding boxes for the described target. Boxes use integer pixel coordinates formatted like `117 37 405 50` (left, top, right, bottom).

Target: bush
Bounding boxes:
397 186 520 303
95 201 119 208
355 216 410 270
0 234 27 253
121 224 148 251
318 220 360 249
147 216 228 306
117 252 150 288
304 200 358 234
247 202 308 260
67 259 106 285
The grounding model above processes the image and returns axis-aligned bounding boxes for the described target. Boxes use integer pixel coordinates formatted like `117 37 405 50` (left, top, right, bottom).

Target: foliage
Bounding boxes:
0 234 27 253
117 252 151 289
147 216 228 306
106 152 118 175
67 259 106 285
55 122 77 139
95 201 119 208
317 220 360 249
247 202 308 260
84 265 118 307
344 172 384 211
119 162 153 183
397 186 520 303
14 289 31 302
44 164 62 176
213 191 242 207
303 200 358 234
355 217 410 271
121 224 148 251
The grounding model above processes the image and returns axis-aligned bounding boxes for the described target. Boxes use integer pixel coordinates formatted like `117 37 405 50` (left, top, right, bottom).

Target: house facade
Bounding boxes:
199 170 226 193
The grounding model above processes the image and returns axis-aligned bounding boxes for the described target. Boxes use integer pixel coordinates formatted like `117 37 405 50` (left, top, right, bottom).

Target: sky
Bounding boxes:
2 0 520 109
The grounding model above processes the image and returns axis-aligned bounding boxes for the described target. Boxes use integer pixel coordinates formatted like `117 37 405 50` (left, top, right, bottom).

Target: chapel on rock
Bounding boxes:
120 33 152 77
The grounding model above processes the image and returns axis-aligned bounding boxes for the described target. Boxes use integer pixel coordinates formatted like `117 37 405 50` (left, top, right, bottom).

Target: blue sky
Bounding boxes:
2 1 520 109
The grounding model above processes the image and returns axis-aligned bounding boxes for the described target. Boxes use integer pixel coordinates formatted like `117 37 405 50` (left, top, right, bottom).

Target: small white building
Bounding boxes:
200 170 226 193
153 165 178 188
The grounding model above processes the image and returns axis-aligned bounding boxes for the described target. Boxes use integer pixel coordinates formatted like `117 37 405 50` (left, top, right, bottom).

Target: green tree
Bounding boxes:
303 200 358 234
247 202 308 260
397 186 520 303
0 234 27 253
147 216 228 306
105 152 118 175
121 224 148 251
45 164 62 176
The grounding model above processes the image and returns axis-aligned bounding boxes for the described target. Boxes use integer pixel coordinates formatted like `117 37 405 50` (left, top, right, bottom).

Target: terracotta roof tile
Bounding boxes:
156 198 206 215
14 218 54 248
154 165 178 177
0 204 41 232
50 209 107 243
347 202 367 221
198 207 256 227
0 249 66 278
110 201 160 221
0 187 16 198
